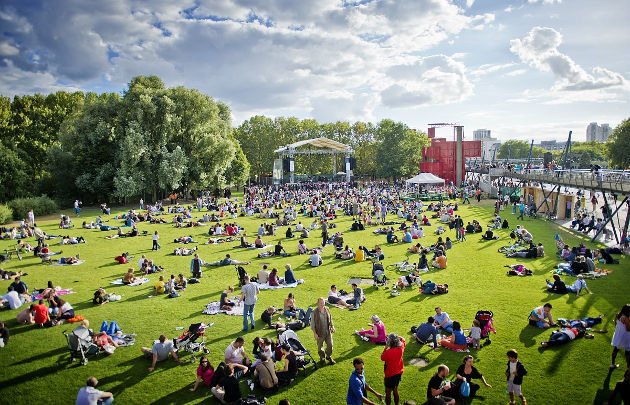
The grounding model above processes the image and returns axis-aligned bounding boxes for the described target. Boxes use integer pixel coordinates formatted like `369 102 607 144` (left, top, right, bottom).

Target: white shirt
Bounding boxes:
76 386 106 405
2 290 22 310
509 362 517 381
309 254 322 267
568 279 587 292
225 343 245 364
153 234 159 241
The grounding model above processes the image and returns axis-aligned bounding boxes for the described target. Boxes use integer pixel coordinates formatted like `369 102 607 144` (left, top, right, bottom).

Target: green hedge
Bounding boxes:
0 204 12 225
8 196 58 221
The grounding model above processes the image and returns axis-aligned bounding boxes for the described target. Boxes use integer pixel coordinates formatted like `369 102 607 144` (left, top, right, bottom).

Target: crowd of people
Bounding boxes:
0 181 628 405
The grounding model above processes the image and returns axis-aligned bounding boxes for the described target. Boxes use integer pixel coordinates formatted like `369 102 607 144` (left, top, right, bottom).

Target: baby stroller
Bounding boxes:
475 310 496 345
63 325 100 365
278 330 317 376
372 261 388 289
173 323 210 363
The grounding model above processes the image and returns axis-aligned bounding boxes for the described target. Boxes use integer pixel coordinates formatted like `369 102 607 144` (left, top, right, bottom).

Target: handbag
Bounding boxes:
460 380 470 397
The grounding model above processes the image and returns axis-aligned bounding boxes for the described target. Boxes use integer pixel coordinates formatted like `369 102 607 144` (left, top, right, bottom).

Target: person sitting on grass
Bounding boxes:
284 264 297 284
346 283 365 310
75 377 114 405
274 240 289 257
254 235 265 248
546 275 567 294
211 363 243 404
414 317 439 350
439 321 467 351
153 276 166 296
529 303 556 328
141 334 183 372
276 344 299 386
434 307 454 333
432 251 447 269
190 355 215 392
175 274 187 291
16 304 35 324
220 286 236 310
355 314 387 344
253 353 278 391
123 268 140 285
328 285 352 308
268 268 283 286
566 274 592 296
283 293 305 319
114 252 132 264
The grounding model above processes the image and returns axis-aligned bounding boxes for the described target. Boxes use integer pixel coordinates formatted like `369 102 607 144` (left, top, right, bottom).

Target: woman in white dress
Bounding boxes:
610 304 630 369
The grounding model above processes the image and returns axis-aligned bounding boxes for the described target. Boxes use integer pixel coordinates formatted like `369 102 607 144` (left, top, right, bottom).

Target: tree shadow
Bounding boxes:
11 345 67 366
518 325 547 347
150 384 206 405
99 355 181 396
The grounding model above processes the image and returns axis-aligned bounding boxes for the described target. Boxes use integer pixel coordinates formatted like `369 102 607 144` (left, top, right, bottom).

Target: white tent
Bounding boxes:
405 172 445 185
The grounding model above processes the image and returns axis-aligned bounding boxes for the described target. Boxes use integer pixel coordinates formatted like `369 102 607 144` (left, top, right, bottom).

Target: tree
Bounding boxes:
607 118 630 169
496 140 545 160
0 144 29 201
374 119 428 179
234 116 278 177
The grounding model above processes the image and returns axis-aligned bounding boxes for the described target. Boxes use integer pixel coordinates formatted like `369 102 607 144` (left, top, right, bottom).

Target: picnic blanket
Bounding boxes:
256 280 303 290
52 260 85 266
247 245 273 250
552 268 612 279
34 288 75 300
202 297 243 316
110 277 150 286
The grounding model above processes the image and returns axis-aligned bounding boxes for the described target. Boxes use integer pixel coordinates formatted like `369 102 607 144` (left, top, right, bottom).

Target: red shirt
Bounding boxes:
33 304 48 324
381 337 406 377
197 365 215 386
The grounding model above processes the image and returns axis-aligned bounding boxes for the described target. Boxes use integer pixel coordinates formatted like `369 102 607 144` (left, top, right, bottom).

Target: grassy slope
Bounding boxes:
0 196 628 405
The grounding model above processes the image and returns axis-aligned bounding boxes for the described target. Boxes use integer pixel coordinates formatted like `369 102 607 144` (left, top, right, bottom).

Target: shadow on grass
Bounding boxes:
99 355 182 396
11 345 67 366
0 361 69 387
150 384 203 405
519 326 547 347
592 368 615 405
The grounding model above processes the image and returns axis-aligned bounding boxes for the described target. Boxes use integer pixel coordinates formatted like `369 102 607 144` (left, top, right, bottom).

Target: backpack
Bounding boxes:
188 278 200 284
168 291 180 298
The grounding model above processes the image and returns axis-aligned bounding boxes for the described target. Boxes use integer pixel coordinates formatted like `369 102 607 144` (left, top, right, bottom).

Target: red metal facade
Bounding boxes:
420 134 481 185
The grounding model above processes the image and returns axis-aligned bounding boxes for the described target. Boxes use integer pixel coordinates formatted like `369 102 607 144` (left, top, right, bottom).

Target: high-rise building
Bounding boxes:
473 129 492 140
586 122 612 142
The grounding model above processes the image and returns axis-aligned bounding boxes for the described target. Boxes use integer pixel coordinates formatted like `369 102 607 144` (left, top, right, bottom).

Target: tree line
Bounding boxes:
495 119 630 169
234 116 428 180
0 76 249 204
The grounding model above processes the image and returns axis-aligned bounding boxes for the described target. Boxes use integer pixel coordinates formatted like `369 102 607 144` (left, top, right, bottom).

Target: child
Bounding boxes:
469 320 481 349
505 349 527 405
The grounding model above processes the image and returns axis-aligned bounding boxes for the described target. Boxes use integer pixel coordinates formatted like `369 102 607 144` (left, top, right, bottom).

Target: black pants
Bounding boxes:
153 240 159 250
546 331 571 347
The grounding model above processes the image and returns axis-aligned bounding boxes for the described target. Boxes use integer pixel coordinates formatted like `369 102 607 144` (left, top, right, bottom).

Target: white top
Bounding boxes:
508 361 517 381
76 386 106 405
153 234 159 241
309 254 322 267
567 279 587 292
225 342 245 364
2 290 22 310
469 326 481 339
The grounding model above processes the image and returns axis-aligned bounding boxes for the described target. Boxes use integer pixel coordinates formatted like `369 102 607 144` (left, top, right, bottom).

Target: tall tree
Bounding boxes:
607 118 630 169
496 140 545 160
374 119 427 179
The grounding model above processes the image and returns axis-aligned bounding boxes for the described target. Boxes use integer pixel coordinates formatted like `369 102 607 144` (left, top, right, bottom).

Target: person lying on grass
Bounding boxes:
540 317 607 348
114 252 132 264
58 255 80 265
206 254 251 266
173 246 197 256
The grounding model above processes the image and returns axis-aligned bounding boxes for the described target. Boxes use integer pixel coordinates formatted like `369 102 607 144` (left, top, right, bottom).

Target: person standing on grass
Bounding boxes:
240 276 259 332
190 253 203 279
152 231 160 250
75 377 114 405
611 304 630 370
74 200 81 217
505 349 527 405
346 357 383 405
311 297 336 365
381 333 406 405
28 209 35 227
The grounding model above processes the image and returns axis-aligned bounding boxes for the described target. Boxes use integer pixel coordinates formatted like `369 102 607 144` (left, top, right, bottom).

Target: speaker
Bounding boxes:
543 152 552 166
350 157 357 170
282 158 290 172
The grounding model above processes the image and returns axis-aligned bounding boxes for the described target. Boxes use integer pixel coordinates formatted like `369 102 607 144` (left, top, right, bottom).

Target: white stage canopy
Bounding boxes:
405 173 445 185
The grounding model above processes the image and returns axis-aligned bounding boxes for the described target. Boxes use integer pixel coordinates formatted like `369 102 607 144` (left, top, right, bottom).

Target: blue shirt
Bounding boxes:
415 322 437 341
434 312 452 329
284 269 297 284
347 369 367 405
453 329 467 346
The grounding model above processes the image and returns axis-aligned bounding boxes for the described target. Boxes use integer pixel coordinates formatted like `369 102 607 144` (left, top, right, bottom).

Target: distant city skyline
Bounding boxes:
0 0 628 143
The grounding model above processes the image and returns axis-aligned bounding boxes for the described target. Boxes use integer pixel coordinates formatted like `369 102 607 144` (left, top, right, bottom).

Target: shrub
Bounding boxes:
0 204 12 225
8 196 58 220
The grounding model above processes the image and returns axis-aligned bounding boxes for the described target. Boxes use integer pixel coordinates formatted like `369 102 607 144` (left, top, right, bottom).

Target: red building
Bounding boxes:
420 126 481 185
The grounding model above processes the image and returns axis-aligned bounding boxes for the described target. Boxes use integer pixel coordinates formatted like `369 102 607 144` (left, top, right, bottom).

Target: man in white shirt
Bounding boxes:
309 251 323 267
1 287 23 310
224 336 250 366
75 377 114 405
567 275 592 296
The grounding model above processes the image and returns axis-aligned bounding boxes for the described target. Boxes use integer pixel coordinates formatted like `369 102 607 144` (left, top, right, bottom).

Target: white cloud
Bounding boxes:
505 69 527 77
528 0 562 4
510 26 626 91
381 55 473 107
470 63 516 77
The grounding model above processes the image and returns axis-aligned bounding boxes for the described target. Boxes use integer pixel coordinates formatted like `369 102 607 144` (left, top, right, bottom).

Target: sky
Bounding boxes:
0 0 628 142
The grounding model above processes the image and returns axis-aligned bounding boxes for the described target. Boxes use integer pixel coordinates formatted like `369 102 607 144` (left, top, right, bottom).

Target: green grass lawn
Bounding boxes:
0 196 628 405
